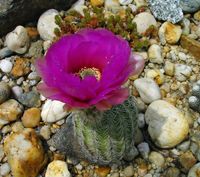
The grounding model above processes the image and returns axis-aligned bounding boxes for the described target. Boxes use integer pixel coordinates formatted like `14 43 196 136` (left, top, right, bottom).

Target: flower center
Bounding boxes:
77 67 101 80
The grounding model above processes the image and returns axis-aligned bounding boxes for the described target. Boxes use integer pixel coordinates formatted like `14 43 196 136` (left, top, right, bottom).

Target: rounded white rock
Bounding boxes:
175 64 192 82
134 78 161 104
145 100 189 148
41 100 69 123
5 26 30 54
37 9 60 41
188 163 200 177
45 160 71 177
133 12 157 34
0 59 13 73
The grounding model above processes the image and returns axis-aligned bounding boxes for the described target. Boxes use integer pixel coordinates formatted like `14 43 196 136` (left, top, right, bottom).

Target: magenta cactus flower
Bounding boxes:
36 28 144 110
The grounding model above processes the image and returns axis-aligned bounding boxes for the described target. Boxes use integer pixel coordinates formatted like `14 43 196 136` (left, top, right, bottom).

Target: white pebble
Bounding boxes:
119 0 132 5
71 0 87 16
0 163 10 176
5 26 30 54
37 9 60 41
145 100 189 148
133 12 157 34
175 64 192 81
41 100 69 123
45 160 71 177
134 78 161 104
0 59 13 73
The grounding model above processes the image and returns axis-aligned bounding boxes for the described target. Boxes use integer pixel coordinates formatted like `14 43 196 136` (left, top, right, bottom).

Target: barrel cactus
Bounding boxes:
49 97 139 165
189 80 200 113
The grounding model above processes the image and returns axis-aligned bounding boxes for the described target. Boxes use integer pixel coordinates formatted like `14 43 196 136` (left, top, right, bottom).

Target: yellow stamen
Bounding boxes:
77 67 101 80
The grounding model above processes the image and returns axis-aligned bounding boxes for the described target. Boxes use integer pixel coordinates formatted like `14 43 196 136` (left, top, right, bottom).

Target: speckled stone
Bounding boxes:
148 0 183 23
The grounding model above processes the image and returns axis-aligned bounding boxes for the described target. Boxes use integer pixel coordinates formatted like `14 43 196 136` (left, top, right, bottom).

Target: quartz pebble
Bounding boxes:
159 22 182 45
132 12 157 34
134 78 161 104
119 0 132 5
45 160 71 177
4 129 47 177
5 26 30 54
40 125 51 140
123 165 134 177
148 44 163 64
0 82 10 104
145 100 189 148
175 64 192 81
41 100 69 123
37 9 60 41
71 0 87 16
0 59 13 73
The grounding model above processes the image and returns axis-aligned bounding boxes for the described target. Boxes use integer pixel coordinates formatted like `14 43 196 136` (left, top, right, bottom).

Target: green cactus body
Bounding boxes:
49 97 139 165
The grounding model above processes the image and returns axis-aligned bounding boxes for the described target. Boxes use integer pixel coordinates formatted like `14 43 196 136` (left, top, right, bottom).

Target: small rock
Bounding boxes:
148 0 183 24
11 121 24 133
148 151 165 167
180 0 200 13
134 78 161 104
37 9 60 41
22 108 41 128
18 91 41 108
148 44 163 64
11 58 30 78
26 27 39 39
4 129 47 177
11 86 23 98
175 64 192 81
41 100 69 123
0 82 10 104
159 22 182 45
179 151 197 171
145 100 189 148
194 11 200 21
105 0 120 13
134 0 147 7
177 141 191 152
45 160 71 177
138 113 145 128
119 0 132 5
0 47 13 59
164 167 180 177
91 0 104 6
182 18 190 35
178 52 187 61
40 125 51 140
123 165 134 177
25 40 43 58
0 59 13 73
71 0 87 16
164 61 175 76
137 142 150 159
95 167 111 177
28 72 40 80
180 35 200 59
132 12 157 34
188 163 200 177
0 163 10 176
5 26 30 54
0 99 23 124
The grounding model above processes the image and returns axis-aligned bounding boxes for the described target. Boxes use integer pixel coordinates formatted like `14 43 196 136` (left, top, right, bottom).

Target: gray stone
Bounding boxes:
25 40 43 58
0 47 13 59
147 0 183 24
18 91 41 108
180 0 200 13
0 82 10 104
0 0 77 36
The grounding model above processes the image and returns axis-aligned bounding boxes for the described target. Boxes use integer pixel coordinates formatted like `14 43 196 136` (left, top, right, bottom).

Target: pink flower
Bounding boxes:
36 28 144 110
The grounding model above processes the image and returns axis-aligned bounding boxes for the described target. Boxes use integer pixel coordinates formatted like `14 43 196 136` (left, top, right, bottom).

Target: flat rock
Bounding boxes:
180 35 200 59
0 0 77 36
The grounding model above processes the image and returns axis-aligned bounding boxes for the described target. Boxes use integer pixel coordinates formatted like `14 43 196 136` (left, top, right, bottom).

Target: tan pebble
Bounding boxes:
95 166 111 177
179 151 197 171
11 121 24 133
11 58 30 78
22 108 41 128
91 0 104 6
194 11 200 21
26 27 39 39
